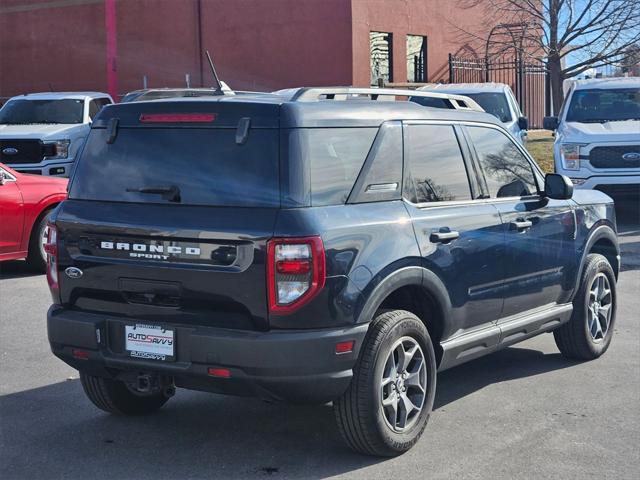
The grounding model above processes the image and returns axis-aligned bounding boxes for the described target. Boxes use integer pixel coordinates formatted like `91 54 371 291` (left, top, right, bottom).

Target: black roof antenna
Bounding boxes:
205 50 224 94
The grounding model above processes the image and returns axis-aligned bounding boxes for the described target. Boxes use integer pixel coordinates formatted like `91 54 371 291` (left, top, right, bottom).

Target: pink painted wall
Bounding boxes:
0 0 493 99
199 0 353 91
0 0 107 97
350 0 489 86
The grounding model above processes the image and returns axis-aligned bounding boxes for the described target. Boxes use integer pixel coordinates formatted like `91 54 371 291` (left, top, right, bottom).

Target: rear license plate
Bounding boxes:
125 324 175 361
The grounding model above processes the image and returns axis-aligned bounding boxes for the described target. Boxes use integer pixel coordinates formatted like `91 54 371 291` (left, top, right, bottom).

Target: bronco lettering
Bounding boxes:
99 241 201 256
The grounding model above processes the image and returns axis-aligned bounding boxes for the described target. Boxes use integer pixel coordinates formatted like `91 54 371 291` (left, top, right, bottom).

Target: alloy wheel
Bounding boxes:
380 336 427 432
587 273 613 342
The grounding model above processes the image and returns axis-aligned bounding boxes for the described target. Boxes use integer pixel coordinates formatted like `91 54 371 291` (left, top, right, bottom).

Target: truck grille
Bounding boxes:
0 139 48 164
589 146 640 169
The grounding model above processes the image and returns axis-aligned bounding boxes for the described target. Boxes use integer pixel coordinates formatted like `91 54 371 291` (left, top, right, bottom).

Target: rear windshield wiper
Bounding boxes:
126 185 181 203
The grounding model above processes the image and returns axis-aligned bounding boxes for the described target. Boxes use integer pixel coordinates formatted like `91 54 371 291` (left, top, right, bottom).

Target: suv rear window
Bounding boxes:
69 127 279 207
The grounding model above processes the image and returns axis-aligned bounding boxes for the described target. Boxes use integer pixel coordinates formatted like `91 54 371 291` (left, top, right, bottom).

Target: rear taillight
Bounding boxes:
45 223 60 302
267 236 325 314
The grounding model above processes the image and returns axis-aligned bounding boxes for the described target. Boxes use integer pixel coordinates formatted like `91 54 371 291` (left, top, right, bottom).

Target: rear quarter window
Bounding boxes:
290 128 378 206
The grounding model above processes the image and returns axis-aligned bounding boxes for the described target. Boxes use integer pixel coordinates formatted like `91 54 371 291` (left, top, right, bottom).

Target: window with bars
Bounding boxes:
407 35 427 83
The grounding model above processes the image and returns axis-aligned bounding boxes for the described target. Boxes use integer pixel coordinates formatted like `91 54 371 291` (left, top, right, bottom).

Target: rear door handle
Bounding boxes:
511 219 533 231
430 230 460 244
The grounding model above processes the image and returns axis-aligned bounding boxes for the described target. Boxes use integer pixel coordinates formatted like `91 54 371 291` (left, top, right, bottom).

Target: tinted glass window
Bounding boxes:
468 126 537 198
70 128 279 207
566 88 640 123
405 125 472 203
295 128 377 206
464 93 512 122
0 99 84 124
409 96 454 109
88 100 100 120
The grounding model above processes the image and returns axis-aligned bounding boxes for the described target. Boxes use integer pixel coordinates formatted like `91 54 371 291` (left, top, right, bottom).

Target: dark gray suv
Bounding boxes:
46 87 619 456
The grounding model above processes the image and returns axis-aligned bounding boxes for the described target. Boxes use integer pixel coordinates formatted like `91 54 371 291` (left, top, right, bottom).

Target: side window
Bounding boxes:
0 167 16 182
467 126 538 198
405 124 472 203
506 89 521 117
88 98 110 120
410 96 455 109
88 100 100 120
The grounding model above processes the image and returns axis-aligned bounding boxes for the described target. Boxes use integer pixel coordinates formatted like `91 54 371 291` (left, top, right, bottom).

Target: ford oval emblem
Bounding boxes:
622 152 640 162
64 267 83 279
2 147 18 156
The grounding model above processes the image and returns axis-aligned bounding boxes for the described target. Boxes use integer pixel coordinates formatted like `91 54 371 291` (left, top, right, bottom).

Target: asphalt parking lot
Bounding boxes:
1 219 639 480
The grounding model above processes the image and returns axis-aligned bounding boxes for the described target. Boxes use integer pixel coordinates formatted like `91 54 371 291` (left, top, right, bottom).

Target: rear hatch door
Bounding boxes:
56 100 280 331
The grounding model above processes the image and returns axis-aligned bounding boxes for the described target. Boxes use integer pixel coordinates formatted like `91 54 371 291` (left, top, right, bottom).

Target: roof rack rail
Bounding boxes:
286 87 484 112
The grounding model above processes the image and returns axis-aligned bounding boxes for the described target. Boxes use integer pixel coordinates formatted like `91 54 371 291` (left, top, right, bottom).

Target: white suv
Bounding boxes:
414 83 529 145
0 92 113 177
544 78 640 201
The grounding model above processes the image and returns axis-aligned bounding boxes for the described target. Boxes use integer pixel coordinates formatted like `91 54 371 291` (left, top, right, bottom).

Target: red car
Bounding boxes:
0 163 67 272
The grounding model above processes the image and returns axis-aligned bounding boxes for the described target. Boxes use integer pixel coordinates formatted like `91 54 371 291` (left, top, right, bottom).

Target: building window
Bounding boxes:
370 32 393 85
407 35 427 83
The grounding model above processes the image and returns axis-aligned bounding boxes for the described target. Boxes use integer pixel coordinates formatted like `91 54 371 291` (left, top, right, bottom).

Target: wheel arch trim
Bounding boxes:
573 224 620 299
354 266 453 330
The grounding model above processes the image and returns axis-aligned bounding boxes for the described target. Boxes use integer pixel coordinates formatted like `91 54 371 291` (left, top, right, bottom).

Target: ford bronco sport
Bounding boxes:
46 87 620 456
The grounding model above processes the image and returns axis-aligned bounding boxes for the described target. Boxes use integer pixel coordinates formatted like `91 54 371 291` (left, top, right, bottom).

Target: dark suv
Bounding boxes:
46 87 620 456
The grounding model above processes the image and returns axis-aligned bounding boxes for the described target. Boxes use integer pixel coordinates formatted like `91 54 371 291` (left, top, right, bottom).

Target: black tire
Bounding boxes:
334 310 437 456
554 253 617 360
80 372 170 415
26 209 52 273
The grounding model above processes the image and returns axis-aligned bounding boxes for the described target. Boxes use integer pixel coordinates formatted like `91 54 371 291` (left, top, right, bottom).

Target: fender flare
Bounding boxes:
354 266 452 330
572 224 620 296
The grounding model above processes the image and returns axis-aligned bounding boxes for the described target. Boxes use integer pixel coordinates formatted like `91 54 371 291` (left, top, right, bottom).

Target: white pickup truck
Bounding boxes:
544 78 640 203
0 92 113 177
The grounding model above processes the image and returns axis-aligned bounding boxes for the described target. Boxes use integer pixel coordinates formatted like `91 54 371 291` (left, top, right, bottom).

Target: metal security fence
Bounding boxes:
448 55 548 128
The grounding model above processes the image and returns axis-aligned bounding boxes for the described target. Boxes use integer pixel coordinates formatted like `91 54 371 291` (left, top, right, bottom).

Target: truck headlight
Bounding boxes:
559 144 583 170
43 140 70 159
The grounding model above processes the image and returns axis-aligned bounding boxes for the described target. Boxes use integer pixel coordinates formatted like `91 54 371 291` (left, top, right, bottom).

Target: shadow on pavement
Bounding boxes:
434 346 579 409
1 346 579 480
0 260 42 280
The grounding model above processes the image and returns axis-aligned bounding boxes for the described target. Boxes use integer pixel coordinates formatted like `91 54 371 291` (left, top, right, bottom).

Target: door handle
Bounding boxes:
511 219 533 231
430 229 460 244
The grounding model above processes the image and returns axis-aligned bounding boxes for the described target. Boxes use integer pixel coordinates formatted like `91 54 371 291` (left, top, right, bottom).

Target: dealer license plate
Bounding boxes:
125 324 175 361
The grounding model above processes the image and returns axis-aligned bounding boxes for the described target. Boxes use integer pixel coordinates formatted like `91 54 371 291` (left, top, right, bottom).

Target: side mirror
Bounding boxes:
544 173 573 200
0 174 5 186
517 116 529 130
543 116 559 131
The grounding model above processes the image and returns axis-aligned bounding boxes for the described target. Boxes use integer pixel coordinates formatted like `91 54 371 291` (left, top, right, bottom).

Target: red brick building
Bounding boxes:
0 0 492 100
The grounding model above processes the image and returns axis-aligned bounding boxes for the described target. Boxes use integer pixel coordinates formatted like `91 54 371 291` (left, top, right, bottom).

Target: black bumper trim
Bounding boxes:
47 306 368 403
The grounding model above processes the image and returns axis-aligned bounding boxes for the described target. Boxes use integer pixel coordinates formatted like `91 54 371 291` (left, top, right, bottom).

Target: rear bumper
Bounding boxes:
47 306 368 404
